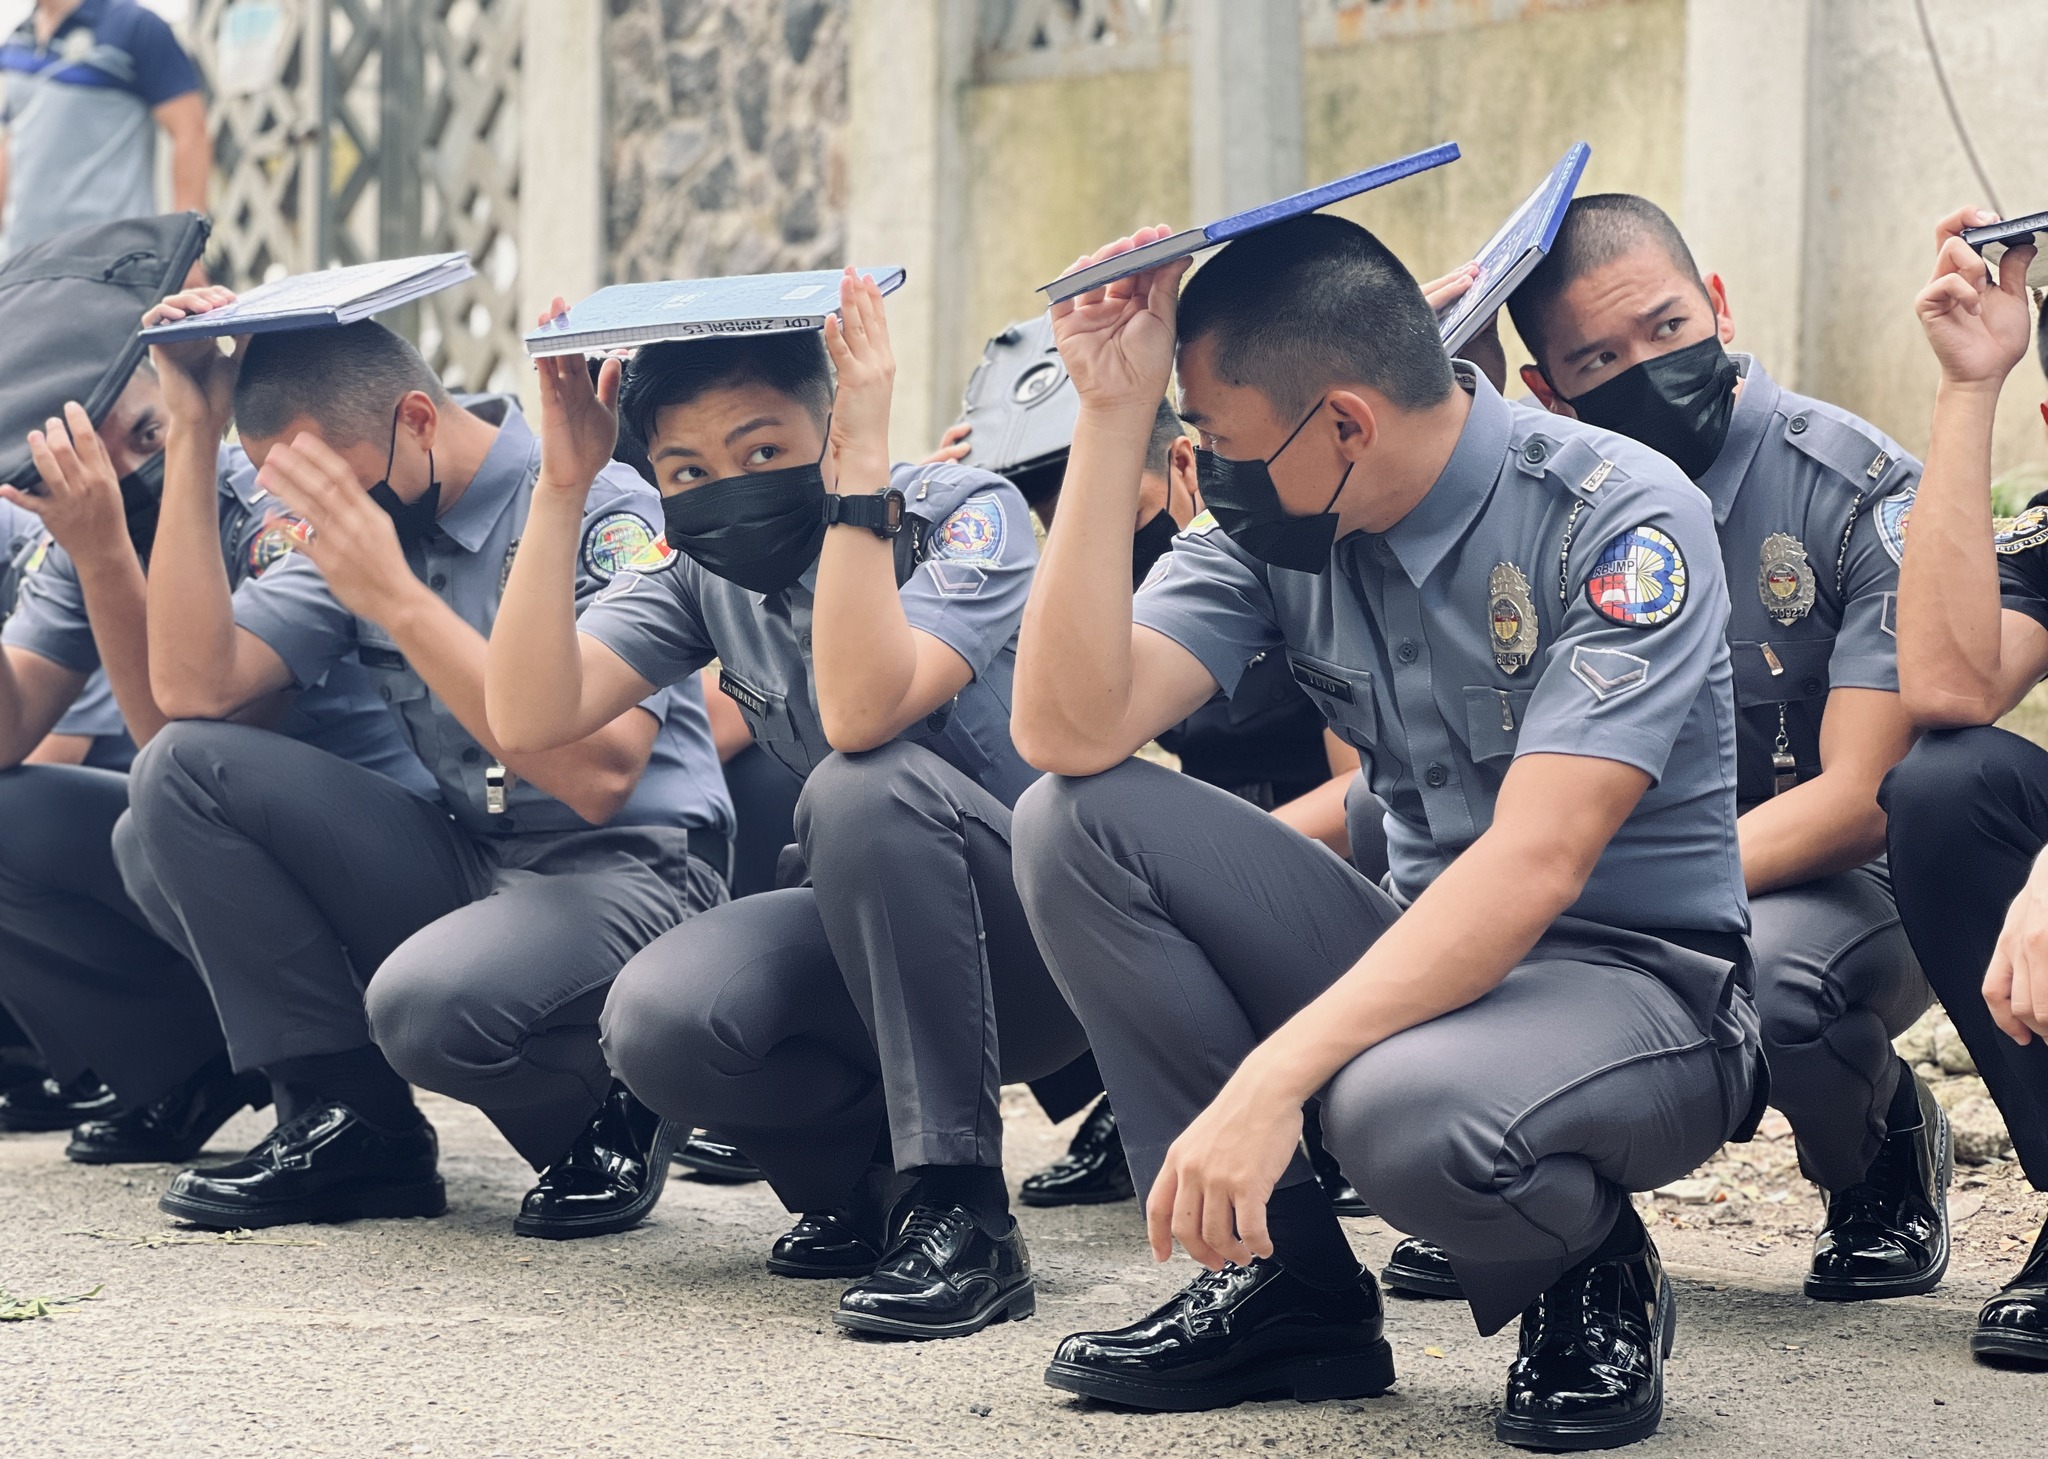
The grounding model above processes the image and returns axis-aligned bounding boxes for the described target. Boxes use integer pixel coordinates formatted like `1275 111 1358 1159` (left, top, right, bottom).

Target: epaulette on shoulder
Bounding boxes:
1513 430 1627 501
1780 404 1911 500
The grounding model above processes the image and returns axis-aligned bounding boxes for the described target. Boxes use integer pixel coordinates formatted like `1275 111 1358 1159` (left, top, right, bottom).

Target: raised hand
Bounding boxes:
1916 208 2034 391
923 421 972 466
1048 226 1190 417
533 297 623 501
821 267 895 492
0 404 133 565
142 286 249 430
253 433 423 625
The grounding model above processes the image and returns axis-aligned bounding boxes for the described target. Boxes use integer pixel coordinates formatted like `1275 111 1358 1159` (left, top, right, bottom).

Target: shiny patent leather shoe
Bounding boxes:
675 1129 764 1184
1382 1236 1466 1300
67 1056 270 1165
1021 1096 1135 1207
515 1084 679 1240
1973 1222 2048 1366
0 1071 117 1132
1496 1216 1673 1451
766 1209 883 1279
1045 1258 1395 1412
158 1103 445 1229
834 1203 1035 1339
1805 1075 1951 1301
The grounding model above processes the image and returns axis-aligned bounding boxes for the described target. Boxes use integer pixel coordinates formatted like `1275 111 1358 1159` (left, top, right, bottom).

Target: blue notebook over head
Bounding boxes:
525 267 909 358
1037 142 1461 304
1436 142 1591 354
138 252 475 342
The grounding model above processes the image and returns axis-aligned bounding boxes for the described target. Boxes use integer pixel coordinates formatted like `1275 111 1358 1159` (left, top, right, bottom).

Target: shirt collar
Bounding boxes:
432 403 533 553
1694 353 1775 527
1369 361 1512 585
28 1 103 50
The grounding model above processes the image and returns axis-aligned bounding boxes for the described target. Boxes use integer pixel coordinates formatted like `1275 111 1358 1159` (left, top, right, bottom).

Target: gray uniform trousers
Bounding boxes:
602 740 1089 1210
1750 859 1929 1192
1014 759 1760 1336
122 720 725 1169
0 764 226 1103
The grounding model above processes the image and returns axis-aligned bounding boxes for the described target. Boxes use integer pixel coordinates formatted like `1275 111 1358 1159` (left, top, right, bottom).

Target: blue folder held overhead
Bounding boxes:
138 253 475 342
1436 142 1592 355
1037 142 1461 304
524 268 909 358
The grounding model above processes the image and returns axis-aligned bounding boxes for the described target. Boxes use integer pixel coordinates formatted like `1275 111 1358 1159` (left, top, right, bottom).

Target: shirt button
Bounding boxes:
1425 762 1449 788
800 631 812 650
379 685 393 703
462 747 481 765
1375 538 1396 561
1397 640 1418 664
1789 415 1809 435
1802 677 1824 696
1522 441 1548 465
430 573 449 590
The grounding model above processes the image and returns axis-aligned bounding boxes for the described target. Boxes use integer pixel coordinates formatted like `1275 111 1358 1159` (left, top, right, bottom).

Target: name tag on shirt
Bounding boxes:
719 667 770 718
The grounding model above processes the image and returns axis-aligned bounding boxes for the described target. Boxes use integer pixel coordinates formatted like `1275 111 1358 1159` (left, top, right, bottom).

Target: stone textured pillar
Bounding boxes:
1187 0 1304 220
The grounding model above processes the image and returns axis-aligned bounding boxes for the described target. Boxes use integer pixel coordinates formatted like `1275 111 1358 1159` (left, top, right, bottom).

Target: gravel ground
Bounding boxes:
3 1081 2043 1459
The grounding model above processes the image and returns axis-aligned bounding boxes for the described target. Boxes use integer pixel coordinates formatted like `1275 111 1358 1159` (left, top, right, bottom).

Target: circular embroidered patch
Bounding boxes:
1876 487 1915 565
580 512 665 583
1585 525 1688 627
933 495 1005 563
1994 503 2048 556
247 518 307 578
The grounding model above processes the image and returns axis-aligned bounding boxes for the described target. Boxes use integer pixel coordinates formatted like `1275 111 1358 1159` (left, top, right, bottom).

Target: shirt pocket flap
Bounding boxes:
1285 652 1376 746
1730 637 1834 708
1464 686 1536 764
356 641 429 704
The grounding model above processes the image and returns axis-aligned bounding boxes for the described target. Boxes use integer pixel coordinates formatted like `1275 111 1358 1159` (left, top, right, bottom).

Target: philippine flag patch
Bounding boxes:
1585 525 1687 628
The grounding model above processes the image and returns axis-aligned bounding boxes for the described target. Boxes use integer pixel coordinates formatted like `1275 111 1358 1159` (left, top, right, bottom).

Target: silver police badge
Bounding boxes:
1489 562 1539 674
1758 532 1816 625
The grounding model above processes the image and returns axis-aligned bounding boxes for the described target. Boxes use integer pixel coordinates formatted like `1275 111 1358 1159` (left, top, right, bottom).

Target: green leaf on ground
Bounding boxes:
0 1284 103 1321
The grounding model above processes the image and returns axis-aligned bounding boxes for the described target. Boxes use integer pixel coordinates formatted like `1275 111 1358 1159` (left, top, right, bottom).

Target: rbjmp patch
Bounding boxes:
932 495 1006 563
1585 525 1687 627
581 512 665 583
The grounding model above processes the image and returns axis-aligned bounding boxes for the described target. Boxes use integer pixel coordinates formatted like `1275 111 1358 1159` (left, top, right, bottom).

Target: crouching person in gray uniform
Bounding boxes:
1485 195 1939 1306
1008 216 1762 1450
488 271 1084 1340
125 287 733 1236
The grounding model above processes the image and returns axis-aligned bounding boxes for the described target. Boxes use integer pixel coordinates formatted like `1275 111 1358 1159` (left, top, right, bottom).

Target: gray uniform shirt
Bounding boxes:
3 448 429 789
1696 357 1917 808
576 461 1040 808
229 399 733 840
1135 364 1746 936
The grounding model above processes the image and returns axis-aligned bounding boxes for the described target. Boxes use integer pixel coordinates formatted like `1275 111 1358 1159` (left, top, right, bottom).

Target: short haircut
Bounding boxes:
1175 213 1454 418
1144 397 1185 477
234 320 447 447
1507 193 1707 370
620 330 834 448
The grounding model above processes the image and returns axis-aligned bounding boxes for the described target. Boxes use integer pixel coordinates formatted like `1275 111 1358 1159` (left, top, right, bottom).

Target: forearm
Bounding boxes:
1271 774 1352 856
68 549 167 745
1014 405 1155 766
1241 831 1582 1103
811 504 924 750
386 586 646 818
484 487 596 751
146 424 243 715
169 130 210 213
1898 383 2011 720
1738 774 1889 895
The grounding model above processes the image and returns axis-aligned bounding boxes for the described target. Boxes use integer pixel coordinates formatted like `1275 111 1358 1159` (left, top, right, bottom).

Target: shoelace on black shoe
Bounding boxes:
892 1204 974 1261
1524 1262 1624 1357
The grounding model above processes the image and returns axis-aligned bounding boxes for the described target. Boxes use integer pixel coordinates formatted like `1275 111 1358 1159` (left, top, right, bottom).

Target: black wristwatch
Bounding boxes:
823 487 906 538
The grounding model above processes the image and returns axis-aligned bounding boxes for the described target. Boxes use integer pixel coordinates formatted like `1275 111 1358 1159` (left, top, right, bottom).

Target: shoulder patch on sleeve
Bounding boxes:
581 512 664 583
1571 646 1651 701
1584 525 1688 627
1186 508 1219 536
1876 486 1916 564
23 535 53 577
1994 503 2048 556
931 493 1006 564
247 517 308 578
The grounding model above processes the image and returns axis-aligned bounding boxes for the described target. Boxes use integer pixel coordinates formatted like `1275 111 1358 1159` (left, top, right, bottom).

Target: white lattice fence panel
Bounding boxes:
191 0 323 285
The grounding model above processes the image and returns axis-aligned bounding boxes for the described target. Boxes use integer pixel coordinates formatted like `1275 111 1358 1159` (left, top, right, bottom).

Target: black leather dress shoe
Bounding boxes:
67 1057 270 1165
158 1103 445 1228
1805 1075 1951 1301
1021 1097 1135 1207
767 1209 883 1279
675 1129 764 1184
1496 1220 1673 1451
515 1084 679 1240
834 1203 1035 1339
1382 1236 1466 1299
0 1071 116 1132
1045 1258 1395 1412
1973 1222 2048 1366
1304 1114 1373 1219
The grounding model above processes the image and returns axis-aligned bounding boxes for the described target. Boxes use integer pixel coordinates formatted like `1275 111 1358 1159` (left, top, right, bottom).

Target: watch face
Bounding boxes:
882 489 905 532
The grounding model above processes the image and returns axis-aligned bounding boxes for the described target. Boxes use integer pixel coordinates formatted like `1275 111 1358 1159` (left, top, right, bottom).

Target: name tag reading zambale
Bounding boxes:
718 668 771 719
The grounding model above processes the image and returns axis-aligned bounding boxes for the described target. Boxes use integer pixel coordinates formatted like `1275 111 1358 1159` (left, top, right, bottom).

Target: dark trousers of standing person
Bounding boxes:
1883 727 2048 1191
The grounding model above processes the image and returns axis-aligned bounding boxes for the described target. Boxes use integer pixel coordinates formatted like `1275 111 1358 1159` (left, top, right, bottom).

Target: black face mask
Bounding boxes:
1194 398 1351 574
366 404 442 545
661 444 829 597
118 451 165 560
1560 335 1739 482
1131 470 1186 588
